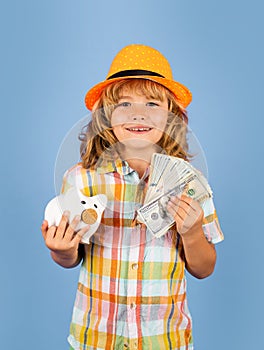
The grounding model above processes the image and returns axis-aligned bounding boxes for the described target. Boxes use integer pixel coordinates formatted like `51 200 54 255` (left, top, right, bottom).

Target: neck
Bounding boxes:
126 158 149 178
116 142 161 177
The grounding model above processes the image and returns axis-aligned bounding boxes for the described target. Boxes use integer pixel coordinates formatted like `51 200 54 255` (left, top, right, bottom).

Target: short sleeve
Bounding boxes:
201 197 224 244
60 163 83 194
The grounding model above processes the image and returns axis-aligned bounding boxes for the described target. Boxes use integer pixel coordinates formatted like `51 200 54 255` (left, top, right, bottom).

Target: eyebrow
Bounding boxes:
118 96 133 100
118 95 161 101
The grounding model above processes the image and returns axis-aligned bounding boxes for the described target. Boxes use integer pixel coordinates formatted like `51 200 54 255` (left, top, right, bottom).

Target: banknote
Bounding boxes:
137 154 213 238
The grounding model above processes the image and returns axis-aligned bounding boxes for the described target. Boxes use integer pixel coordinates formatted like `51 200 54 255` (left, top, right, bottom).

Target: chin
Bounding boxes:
121 138 158 149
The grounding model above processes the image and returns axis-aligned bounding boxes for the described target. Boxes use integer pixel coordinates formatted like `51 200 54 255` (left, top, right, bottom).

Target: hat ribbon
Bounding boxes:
107 69 165 80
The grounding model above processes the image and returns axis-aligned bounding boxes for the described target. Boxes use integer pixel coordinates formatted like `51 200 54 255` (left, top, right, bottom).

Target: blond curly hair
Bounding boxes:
79 79 189 169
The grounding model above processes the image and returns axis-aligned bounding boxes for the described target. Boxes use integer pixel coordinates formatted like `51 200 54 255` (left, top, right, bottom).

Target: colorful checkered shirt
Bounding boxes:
62 159 224 350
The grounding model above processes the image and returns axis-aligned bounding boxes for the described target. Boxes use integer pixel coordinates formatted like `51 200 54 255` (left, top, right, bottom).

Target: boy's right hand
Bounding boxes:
41 211 89 268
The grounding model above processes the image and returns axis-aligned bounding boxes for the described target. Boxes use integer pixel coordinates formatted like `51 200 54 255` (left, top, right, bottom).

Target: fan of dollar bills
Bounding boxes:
137 153 213 238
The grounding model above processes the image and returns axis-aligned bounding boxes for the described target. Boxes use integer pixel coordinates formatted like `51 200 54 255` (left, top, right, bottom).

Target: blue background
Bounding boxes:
1 1 263 349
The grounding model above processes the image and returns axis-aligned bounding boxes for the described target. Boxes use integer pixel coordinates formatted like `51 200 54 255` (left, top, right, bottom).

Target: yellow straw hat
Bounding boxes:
85 44 192 110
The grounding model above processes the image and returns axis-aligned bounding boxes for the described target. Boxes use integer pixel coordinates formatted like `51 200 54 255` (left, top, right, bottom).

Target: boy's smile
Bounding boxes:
124 125 153 134
125 126 152 132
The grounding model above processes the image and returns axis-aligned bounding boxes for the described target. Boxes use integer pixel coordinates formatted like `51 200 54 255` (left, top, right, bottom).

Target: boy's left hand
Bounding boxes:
167 195 204 236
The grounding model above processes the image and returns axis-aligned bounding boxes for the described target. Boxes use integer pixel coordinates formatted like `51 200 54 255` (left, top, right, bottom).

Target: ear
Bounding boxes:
96 194 108 208
76 188 89 201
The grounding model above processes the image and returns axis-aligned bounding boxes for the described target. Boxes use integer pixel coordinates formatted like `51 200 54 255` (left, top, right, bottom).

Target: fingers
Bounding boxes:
51 211 81 241
170 195 199 209
42 211 90 245
63 215 81 241
167 195 203 234
73 224 90 243
55 211 70 239
41 220 58 241
167 198 185 223
41 220 49 240
169 195 200 212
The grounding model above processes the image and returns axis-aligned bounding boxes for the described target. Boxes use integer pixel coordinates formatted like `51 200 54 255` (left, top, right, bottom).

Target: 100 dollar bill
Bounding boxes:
137 172 212 238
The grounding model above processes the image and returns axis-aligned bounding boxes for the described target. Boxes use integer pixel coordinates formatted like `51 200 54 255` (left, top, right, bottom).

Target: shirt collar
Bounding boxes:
96 158 150 180
96 158 135 176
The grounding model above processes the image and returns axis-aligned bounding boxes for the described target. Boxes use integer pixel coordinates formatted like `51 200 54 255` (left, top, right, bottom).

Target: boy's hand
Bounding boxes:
41 211 89 267
167 195 204 236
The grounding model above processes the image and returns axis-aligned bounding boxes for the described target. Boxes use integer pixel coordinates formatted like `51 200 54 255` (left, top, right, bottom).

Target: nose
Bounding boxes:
132 115 145 121
131 103 147 121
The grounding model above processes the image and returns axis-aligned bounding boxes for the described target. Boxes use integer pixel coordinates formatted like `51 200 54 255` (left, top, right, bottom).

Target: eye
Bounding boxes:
116 101 131 108
81 200 86 204
94 204 98 209
146 102 159 107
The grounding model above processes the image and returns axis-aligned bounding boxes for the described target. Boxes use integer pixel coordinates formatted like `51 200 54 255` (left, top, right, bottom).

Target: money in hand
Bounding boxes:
137 154 213 238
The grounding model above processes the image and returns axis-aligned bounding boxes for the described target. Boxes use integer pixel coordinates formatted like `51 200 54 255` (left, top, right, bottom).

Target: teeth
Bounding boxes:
127 127 151 131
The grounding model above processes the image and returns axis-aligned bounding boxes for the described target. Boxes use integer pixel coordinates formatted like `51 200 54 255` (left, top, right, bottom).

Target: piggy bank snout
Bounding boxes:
81 208 98 225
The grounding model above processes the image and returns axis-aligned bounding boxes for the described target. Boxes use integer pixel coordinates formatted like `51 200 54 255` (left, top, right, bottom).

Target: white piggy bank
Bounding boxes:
44 187 107 244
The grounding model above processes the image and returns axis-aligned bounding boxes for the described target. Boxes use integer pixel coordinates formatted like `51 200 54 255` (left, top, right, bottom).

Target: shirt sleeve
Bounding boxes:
60 163 82 194
201 197 224 244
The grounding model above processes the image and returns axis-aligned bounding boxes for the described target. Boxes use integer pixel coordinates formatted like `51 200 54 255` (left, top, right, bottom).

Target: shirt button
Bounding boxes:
130 302 136 309
132 263 138 270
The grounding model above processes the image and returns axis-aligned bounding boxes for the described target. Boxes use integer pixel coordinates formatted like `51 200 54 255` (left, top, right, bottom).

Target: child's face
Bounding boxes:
111 89 168 148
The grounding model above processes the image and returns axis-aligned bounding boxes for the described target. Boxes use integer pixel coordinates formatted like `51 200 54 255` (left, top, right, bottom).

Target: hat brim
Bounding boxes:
85 76 192 110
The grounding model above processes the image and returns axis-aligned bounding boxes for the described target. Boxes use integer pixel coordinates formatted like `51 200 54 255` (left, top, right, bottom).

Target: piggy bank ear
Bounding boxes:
75 189 89 205
96 194 107 208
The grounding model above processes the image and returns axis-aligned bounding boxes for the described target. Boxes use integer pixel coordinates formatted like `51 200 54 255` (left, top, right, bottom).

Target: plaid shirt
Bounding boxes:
62 159 224 350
